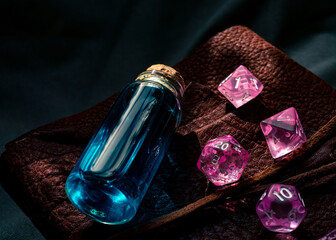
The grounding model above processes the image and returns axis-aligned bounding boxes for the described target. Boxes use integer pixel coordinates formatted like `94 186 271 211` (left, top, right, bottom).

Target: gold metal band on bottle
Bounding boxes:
135 70 184 102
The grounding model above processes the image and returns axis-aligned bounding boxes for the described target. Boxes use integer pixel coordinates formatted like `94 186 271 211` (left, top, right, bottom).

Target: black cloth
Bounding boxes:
0 0 335 239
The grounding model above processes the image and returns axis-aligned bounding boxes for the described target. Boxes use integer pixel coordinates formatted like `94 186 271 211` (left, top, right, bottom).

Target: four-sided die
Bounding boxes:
218 65 263 108
197 135 249 186
256 184 306 233
260 107 307 159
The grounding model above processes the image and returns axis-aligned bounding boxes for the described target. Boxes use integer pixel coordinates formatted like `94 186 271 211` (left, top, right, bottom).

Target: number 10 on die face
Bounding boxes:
256 184 307 233
273 187 293 201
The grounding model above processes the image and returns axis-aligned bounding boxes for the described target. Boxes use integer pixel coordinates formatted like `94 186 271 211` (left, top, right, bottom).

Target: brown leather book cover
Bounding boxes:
1 26 336 240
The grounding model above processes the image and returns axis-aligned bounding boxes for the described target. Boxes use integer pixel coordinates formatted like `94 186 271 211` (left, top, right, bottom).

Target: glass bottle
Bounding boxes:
65 64 185 225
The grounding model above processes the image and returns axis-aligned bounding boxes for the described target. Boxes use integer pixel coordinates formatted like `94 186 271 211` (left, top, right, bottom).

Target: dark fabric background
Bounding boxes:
0 0 335 239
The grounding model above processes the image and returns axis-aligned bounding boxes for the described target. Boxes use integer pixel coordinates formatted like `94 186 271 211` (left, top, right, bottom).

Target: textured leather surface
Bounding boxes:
1 26 336 240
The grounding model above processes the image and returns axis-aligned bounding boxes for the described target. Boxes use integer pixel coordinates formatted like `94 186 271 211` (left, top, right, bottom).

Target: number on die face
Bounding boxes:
256 184 307 233
218 65 263 108
197 135 249 186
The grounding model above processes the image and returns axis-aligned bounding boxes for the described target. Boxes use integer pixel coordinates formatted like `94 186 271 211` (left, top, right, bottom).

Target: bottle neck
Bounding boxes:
135 70 184 102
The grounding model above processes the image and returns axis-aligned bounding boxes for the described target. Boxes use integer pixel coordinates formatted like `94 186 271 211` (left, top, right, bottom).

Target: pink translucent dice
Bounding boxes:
218 65 263 108
256 184 306 233
197 135 249 186
260 107 307 159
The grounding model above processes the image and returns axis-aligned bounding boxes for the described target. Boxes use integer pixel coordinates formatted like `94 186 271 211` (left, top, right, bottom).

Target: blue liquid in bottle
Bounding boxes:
65 65 185 224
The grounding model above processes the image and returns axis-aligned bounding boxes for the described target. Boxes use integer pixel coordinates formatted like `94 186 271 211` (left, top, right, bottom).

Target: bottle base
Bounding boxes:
65 171 137 225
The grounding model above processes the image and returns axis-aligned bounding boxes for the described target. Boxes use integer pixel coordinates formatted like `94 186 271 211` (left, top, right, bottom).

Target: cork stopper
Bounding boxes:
146 64 186 92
